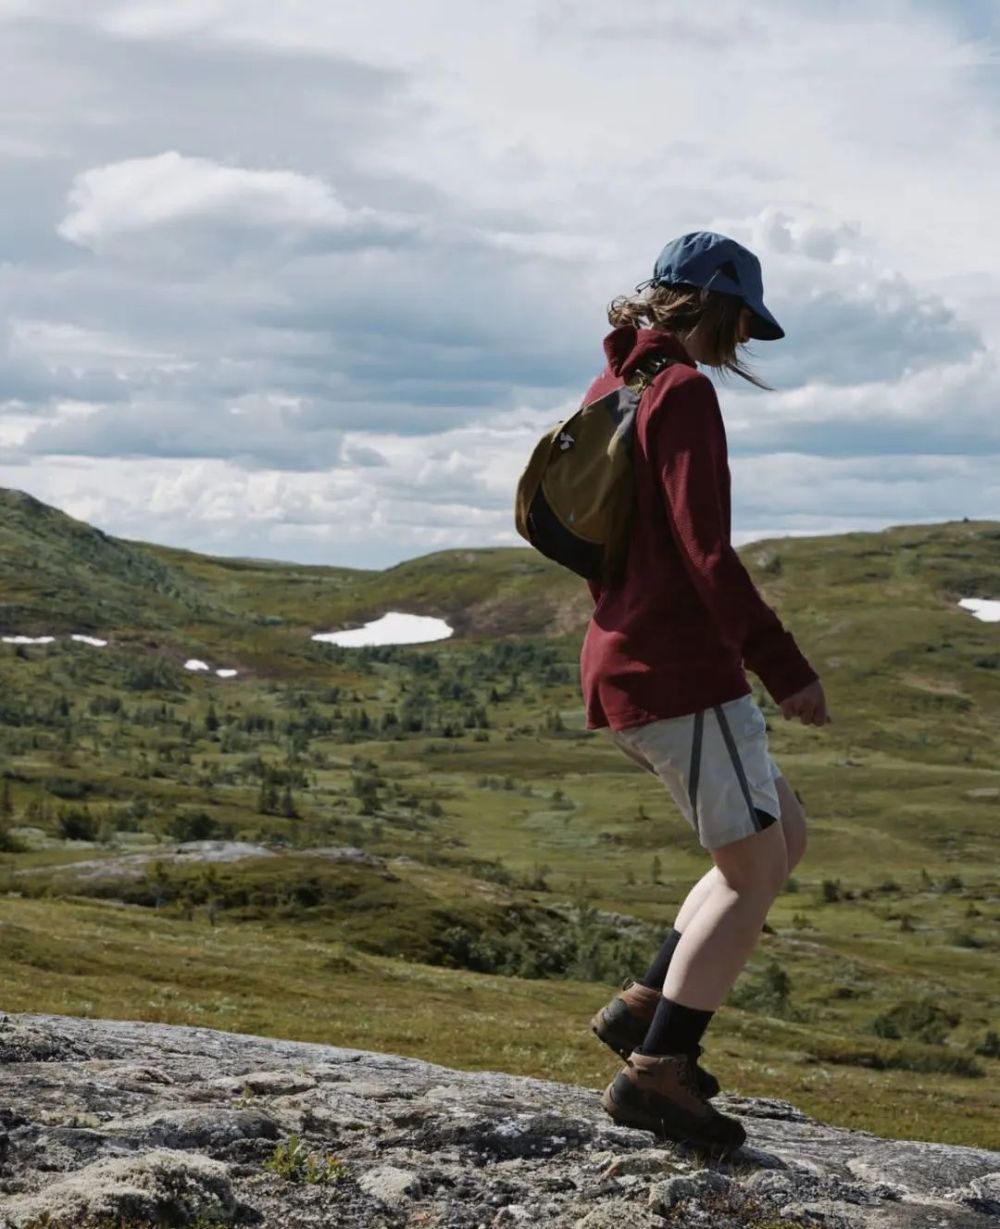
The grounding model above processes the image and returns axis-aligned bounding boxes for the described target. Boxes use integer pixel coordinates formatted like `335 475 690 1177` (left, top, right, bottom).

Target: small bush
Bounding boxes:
123 657 182 692
806 1035 982 1078
820 878 843 903
265 1134 347 1185
57 806 99 842
42 776 91 800
731 960 796 1017
168 809 230 843
974 1030 1000 1059
870 999 959 1045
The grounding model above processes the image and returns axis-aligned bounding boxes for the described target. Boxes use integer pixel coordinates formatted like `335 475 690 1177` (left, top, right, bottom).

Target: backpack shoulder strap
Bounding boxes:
625 353 676 394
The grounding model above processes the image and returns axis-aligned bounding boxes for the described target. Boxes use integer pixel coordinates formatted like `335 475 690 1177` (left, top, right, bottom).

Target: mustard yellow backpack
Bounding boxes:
514 355 675 584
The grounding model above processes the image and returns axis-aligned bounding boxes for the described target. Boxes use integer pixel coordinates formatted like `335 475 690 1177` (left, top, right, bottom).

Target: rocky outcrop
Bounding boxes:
0 1011 997 1228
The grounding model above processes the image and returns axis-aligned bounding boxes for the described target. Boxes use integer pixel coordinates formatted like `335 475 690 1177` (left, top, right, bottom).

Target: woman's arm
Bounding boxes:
650 373 818 705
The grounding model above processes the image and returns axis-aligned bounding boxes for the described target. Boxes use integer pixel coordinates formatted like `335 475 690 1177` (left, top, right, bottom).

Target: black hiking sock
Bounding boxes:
636 996 714 1058
638 927 683 990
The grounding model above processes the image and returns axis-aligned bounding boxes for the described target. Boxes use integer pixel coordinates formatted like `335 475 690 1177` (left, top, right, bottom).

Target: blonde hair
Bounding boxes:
608 284 771 390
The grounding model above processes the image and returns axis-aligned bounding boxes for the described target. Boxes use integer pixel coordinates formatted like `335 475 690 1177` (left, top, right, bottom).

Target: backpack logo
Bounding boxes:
558 431 575 451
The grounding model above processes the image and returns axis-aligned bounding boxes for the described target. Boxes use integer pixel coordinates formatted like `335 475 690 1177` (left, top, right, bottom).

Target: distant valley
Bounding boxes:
1 486 998 1149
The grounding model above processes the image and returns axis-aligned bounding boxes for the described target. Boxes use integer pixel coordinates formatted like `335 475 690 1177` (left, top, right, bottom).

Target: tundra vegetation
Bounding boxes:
0 489 998 1148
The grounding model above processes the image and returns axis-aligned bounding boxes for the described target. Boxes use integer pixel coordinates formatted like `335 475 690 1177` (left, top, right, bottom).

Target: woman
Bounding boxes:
582 231 831 1153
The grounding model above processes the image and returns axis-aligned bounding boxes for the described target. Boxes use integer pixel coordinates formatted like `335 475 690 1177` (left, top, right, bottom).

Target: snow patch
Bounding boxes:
216 669 238 678
71 634 108 647
2 635 56 644
184 659 211 672
312 611 453 648
959 598 1000 623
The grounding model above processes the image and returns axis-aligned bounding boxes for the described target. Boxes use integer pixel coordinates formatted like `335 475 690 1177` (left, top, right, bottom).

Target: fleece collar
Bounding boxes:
603 326 697 381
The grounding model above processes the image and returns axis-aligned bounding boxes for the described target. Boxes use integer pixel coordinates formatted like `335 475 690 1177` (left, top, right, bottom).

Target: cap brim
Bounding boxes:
746 301 784 341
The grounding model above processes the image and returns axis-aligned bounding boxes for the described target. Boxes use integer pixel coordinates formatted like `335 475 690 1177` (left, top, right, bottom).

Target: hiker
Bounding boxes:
582 232 831 1153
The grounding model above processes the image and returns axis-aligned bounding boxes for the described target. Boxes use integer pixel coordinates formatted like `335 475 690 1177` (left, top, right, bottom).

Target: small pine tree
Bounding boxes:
820 878 842 904
257 775 279 815
0 779 13 821
651 855 662 884
975 1030 1000 1059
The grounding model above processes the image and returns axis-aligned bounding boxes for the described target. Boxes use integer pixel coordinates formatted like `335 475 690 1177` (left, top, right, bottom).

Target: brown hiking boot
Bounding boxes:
600 1050 746 1154
589 979 721 1098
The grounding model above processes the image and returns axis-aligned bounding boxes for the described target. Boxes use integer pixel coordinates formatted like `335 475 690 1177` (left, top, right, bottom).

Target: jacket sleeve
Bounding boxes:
649 374 818 704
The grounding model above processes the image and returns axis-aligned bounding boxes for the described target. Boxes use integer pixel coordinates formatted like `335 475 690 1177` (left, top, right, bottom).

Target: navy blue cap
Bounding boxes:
644 231 784 341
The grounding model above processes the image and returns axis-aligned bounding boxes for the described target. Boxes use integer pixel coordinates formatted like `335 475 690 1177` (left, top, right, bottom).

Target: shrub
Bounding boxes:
43 776 91 800
806 1035 982 1079
731 960 795 1017
820 878 843 903
168 810 230 843
974 1030 1000 1059
124 657 182 692
432 904 653 982
870 999 959 1045
57 806 99 842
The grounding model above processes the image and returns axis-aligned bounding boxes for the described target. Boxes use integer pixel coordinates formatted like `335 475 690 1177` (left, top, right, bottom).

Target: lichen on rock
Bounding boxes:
0 1010 997 1228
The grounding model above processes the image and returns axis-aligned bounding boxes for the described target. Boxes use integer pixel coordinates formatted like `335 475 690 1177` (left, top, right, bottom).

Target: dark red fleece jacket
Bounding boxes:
580 325 817 730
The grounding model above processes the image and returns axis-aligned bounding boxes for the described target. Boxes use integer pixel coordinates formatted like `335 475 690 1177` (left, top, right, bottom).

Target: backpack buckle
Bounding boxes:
627 355 672 394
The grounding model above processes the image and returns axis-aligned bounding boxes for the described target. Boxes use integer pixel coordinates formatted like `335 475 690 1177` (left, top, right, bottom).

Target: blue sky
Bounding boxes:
0 0 998 567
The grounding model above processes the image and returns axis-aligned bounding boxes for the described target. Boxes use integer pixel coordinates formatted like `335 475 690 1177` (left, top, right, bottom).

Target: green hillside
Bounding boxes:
0 488 221 630
1 487 998 1149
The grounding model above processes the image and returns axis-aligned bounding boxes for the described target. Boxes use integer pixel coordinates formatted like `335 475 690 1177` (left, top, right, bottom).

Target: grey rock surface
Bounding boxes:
0 1010 997 1228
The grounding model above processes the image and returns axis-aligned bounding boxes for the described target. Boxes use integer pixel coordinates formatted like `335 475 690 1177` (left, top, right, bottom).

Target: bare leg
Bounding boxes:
672 866 721 933
662 820 788 1010
671 775 805 934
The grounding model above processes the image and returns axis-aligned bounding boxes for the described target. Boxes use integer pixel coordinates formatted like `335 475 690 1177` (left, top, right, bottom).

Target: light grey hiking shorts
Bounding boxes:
607 694 783 850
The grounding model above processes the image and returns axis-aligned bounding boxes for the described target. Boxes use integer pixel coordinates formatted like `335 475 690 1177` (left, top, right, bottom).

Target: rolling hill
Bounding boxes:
1 486 998 1149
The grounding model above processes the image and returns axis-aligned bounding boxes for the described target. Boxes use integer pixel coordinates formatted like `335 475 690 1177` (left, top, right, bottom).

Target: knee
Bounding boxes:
713 829 788 899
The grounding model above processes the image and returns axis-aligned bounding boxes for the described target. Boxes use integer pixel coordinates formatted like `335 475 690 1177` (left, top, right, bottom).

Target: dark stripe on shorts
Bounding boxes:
688 711 705 837
713 704 760 830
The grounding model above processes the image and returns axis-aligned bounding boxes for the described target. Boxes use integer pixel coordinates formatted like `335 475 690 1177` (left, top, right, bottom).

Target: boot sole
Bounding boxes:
600 1073 745 1154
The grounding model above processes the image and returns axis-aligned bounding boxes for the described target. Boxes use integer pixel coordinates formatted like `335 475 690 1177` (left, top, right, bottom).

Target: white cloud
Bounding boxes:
58 151 414 254
0 1 997 566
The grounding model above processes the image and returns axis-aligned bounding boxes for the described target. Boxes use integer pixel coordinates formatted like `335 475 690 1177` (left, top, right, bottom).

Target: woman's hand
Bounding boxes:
779 679 831 726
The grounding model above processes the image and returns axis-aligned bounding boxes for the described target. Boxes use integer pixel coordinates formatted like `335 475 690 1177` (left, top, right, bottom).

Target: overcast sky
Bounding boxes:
0 1 997 568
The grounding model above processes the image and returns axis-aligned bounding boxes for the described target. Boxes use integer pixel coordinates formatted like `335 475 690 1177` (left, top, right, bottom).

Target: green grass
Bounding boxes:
2 494 999 1150
2 893 997 1148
